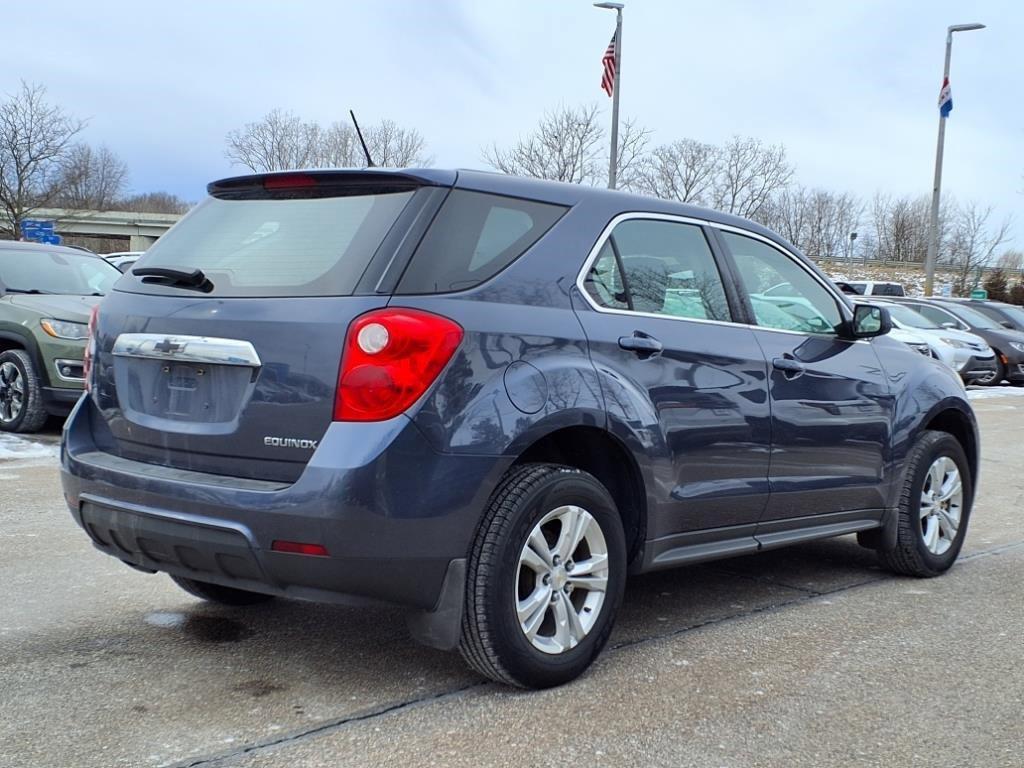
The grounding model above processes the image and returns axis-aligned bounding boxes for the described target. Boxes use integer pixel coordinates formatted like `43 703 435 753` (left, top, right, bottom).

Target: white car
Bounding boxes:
844 281 905 297
872 301 996 384
102 251 144 273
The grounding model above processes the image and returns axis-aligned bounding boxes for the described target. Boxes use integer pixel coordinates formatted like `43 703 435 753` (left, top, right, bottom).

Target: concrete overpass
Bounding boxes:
32 208 184 251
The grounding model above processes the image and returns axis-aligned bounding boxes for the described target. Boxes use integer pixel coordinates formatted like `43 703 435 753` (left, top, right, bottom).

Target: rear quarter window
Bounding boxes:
396 190 565 294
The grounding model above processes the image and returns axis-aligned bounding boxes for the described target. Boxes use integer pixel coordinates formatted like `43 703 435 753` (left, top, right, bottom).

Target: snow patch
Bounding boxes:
0 433 60 461
966 386 1024 400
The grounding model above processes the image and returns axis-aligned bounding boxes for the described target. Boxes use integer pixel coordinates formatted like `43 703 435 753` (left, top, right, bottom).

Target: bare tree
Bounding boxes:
117 191 191 214
484 104 650 190
711 136 793 219
225 110 428 172
56 144 128 210
945 202 1012 294
612 117 652 193
365 119 430 167
638 138 720 204
224 109 322 172
0 81 87 237
483 104 605 185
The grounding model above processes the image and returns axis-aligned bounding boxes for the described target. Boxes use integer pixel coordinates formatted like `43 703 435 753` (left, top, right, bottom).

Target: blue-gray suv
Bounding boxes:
61 169 978 688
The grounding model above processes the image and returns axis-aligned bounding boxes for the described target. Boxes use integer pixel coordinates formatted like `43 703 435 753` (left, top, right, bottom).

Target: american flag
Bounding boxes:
601 33 617 97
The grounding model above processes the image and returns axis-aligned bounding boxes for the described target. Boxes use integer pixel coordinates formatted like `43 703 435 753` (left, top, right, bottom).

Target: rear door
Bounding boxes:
90 173 446 482
715 228 893 529
574 215 772 557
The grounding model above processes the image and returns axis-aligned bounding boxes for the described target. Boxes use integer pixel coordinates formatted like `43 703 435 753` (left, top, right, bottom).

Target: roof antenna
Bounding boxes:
349 110 376 168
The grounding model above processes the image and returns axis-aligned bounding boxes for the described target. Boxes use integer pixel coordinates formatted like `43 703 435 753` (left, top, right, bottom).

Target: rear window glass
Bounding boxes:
126 191 414 297
396 190 565 294
873 283 904 296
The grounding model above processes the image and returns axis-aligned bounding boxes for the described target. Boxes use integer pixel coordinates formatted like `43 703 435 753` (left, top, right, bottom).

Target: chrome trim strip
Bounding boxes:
112 334 261 368
53 358 85 383
573 211 859 340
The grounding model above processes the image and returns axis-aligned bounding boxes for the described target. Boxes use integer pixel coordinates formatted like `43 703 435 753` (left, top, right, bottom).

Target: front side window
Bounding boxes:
913 304 965 330
583 219 731 322
723 232 843 335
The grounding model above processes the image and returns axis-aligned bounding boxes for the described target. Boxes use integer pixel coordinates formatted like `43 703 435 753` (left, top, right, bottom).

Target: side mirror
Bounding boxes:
941 321 958 329
850 304 891 339
1000 320 1014 329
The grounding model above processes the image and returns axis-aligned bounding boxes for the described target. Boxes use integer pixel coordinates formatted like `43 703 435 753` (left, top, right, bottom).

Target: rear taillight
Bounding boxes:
83 305 99 392
334 308 463 422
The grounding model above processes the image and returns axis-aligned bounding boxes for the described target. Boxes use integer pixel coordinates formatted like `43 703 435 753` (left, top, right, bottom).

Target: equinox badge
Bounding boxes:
264 436 319 450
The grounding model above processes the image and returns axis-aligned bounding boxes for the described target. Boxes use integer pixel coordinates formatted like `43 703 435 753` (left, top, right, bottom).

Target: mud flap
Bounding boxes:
406 558 466 651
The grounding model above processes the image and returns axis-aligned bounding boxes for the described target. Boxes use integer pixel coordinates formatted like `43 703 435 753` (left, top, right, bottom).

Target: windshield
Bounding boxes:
995 304 1024 326
885 304 941 329
944 303 1000 329
0 248 121 295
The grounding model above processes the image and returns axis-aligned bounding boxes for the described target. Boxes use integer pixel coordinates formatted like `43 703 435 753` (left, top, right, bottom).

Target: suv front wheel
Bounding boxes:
460 463 626 688
0 349 47 433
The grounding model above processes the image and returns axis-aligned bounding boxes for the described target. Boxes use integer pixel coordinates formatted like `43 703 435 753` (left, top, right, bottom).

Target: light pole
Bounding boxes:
924 22 985 296
594 2 623 189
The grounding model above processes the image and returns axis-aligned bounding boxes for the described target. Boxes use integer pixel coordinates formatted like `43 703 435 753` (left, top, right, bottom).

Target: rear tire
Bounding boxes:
459 463 626 689
877 431 972 578
0 349 47 433
170 575 275 606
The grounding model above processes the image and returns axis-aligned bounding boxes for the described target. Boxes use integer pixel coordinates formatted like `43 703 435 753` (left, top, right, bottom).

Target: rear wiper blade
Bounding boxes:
132 266 214 292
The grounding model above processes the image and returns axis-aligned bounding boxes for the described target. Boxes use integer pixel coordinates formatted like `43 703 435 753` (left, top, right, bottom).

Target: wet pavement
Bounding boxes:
1 400 1021 767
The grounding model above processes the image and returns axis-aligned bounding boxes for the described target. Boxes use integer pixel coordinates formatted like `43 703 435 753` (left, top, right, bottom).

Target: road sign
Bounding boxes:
941 284 953 297
20 219 56 243
39 233 62 245
970 289 988 300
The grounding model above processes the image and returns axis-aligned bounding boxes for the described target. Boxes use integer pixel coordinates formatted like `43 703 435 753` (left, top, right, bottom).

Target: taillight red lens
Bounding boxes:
83 305 99 392
263 173 317 190
271 540 330 557
335 308 463 422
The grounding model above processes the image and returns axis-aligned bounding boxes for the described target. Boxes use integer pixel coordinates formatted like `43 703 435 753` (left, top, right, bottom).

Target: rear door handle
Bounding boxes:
618 333 663 358
772 357 805 378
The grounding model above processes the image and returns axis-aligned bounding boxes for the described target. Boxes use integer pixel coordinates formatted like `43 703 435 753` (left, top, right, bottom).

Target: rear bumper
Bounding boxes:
61 396 510 610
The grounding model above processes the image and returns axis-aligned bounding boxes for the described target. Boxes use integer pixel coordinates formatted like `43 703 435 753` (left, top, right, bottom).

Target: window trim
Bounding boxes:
575 212 855 338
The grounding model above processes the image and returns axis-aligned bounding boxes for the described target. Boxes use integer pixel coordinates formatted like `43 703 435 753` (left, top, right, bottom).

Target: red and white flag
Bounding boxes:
601 33 617 97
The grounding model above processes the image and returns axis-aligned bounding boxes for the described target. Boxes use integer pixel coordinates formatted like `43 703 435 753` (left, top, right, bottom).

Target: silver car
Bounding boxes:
872 301 996 383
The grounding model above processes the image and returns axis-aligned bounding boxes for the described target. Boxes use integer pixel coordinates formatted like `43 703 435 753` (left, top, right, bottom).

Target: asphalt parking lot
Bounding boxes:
2 394 1023 768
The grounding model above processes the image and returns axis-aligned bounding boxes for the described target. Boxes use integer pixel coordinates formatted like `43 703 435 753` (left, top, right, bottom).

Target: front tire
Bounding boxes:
877 431 972 577
459 463 626 688
170 575 275 606
0 349 47 433
977 357 1005 387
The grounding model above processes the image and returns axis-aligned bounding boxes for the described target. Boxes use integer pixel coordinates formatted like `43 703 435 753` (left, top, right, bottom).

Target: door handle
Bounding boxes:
618 333 663 358
772 357 805 379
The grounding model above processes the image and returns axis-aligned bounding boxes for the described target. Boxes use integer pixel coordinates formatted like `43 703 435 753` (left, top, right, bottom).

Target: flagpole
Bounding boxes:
924 22 985 296
595 3 624 190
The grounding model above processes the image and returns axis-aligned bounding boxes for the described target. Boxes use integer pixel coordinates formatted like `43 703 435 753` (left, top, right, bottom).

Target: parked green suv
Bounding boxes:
0 241 121 432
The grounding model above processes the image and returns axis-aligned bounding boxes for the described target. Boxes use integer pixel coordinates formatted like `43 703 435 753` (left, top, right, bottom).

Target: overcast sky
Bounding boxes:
5 0 1021 245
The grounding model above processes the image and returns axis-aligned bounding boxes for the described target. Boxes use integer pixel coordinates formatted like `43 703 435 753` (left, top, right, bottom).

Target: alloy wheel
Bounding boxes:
920 456 963 556
515 504 609 655
0 361 24 424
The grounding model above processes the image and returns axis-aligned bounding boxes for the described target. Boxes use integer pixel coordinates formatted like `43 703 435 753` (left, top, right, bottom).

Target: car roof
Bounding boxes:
0 240 100 259
208 167 797 255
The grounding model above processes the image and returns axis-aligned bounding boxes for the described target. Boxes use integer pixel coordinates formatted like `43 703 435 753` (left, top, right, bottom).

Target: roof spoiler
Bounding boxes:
208 169 456 199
